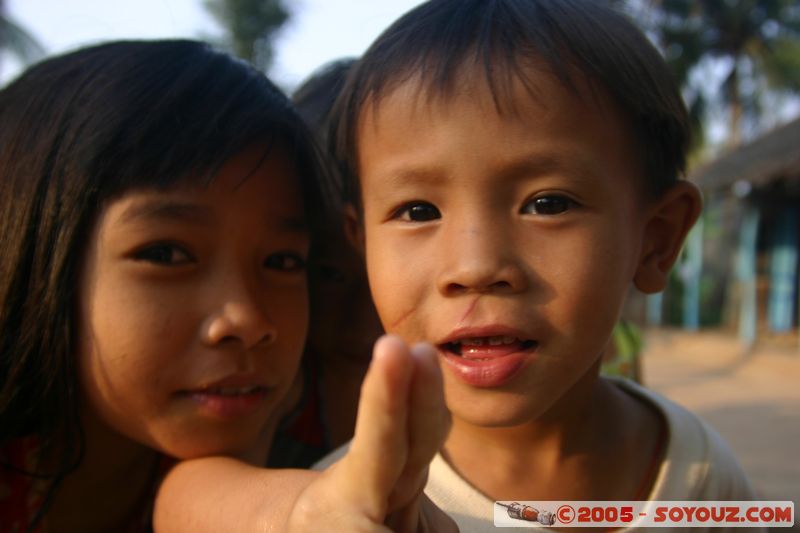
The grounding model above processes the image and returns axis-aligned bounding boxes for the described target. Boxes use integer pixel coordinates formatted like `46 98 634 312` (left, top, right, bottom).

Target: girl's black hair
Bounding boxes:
0 39 330 525
332 0 691 207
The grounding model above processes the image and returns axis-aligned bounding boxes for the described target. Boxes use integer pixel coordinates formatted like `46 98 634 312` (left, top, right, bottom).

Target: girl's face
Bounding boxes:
76 145 310 459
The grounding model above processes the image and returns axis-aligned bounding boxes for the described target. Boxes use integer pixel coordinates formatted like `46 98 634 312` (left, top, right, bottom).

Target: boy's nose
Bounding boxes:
202 284 277 350
436 226 527 296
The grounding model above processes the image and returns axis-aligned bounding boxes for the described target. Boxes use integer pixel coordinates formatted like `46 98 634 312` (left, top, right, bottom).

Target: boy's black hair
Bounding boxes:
0 39 329 526
332 0 690 207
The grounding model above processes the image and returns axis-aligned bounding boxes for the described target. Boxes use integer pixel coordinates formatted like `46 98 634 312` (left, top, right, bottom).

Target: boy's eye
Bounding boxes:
393 202 441 222
264 252 307 273
521 195 575 215
134 244 193 265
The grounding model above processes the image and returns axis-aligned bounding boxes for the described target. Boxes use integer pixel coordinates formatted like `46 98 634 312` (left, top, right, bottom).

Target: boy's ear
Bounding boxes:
634 181 703 294
343 204 366 256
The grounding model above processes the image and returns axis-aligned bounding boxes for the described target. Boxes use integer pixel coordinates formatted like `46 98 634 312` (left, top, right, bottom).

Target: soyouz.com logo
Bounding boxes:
494 501 795 528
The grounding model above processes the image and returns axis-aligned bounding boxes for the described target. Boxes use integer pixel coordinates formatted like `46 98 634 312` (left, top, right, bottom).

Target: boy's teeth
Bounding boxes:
444 336 531 356
462 338 484 346
460 335 519 347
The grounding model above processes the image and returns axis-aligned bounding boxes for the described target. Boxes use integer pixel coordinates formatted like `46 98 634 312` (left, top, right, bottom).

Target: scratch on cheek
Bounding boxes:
457 296 481 325
389 306 415 330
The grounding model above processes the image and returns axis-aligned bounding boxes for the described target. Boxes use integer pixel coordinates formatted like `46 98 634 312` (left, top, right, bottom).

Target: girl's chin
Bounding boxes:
152 426 271 461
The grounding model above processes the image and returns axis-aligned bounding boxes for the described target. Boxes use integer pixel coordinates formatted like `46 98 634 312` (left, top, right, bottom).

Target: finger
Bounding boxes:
387 343 450 510
407 342 450 471
339 335 415 517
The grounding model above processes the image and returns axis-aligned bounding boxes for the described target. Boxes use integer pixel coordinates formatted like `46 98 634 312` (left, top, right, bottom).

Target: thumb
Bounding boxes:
337 335 415 520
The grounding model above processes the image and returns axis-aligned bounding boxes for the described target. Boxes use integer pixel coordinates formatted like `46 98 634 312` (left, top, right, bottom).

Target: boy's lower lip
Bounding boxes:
183 387 270 419
438 344 535 388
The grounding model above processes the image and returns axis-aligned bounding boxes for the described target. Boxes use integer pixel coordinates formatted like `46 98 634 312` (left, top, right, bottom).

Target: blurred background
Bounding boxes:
2 0 799 513
0 0 427 90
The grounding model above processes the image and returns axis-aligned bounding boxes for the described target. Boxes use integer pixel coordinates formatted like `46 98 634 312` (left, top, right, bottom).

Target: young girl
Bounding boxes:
0 40 452 532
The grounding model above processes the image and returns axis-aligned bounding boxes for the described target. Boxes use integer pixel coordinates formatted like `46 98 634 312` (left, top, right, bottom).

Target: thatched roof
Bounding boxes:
689 116 800 192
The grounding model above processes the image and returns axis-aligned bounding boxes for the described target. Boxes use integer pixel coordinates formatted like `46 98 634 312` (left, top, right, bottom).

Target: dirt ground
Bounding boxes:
641 328 800 512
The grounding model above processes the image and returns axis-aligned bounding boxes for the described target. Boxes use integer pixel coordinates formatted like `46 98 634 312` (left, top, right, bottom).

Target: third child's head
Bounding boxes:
292 58 384 448
333 0 701 427
293 58 382 374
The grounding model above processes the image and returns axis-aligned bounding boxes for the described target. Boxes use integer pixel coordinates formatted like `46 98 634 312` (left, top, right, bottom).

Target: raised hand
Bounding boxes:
288 335 455 532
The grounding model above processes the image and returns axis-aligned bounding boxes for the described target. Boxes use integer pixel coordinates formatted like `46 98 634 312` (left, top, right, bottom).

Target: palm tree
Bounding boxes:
640 0 800 147
203 0 290 73
0 0 45 81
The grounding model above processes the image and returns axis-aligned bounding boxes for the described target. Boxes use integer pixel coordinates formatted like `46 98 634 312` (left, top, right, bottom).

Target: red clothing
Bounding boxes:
1 437 173 532
1 437 46 532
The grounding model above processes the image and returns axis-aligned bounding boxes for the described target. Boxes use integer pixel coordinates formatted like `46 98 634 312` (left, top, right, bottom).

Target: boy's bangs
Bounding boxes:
355 0 578 116
335 0 690 204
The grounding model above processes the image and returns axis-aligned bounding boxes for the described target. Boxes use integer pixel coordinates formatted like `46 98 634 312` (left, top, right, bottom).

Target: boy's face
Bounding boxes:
356 69 651 427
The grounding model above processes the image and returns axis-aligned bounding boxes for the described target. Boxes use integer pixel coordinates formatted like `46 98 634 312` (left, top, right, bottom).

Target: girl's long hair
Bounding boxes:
0 39 330 527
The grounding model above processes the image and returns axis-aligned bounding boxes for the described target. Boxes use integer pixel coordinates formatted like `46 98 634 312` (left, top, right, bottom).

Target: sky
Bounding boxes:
3 0 797 142
2 0 426 89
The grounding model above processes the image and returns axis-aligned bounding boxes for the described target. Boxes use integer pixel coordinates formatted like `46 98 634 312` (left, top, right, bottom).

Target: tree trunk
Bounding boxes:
0 0 6 79
728 59 742 148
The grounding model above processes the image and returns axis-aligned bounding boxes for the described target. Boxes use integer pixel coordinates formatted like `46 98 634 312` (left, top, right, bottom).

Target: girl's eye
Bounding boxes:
264 252 307 273
393 202 441 222
134 244 193 265
521 195 576 215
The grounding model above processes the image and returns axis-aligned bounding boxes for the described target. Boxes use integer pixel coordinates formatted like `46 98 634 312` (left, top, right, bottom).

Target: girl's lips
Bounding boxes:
181 380 271 419
186 387 269 419
438 337 538 388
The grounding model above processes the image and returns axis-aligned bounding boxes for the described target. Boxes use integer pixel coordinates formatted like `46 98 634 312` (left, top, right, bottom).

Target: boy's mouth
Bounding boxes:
440 336 538 359
437 332 537 388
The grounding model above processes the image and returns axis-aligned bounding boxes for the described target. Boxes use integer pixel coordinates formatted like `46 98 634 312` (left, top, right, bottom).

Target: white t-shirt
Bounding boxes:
424 378 759 532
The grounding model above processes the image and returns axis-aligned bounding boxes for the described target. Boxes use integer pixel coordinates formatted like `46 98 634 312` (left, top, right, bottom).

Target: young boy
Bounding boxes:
324 0 758 529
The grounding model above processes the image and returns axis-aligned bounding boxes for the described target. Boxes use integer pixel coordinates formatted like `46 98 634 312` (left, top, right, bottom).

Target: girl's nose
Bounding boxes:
202 289 277 350
436 225 528 296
